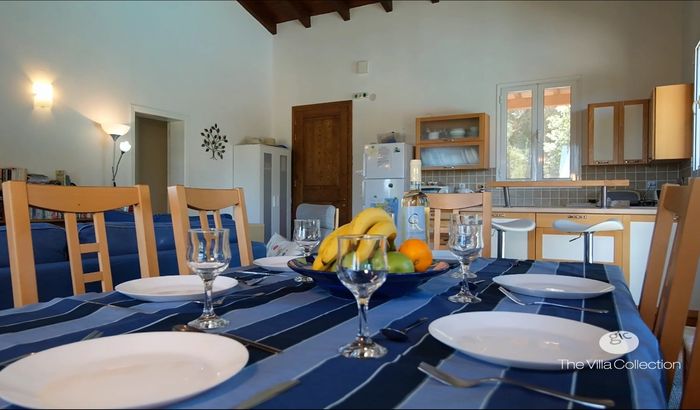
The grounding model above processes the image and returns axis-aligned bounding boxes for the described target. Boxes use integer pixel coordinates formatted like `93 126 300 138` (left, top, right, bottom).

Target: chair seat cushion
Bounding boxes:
492 218 536 232
552 218 623 233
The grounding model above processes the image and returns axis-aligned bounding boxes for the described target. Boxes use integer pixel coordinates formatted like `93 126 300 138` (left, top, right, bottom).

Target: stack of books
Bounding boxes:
0 167 27 183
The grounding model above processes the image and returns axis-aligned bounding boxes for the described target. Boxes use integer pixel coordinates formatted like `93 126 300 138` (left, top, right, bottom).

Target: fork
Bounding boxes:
418 362 615 409
0 329 104 369
498 287 608 314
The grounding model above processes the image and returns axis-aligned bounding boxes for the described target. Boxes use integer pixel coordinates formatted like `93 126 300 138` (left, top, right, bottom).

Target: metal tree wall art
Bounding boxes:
201 123 228 160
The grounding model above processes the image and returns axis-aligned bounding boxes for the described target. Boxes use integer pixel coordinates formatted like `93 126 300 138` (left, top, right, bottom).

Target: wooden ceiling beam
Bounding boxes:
237 0 277 35
286 0 311 28
379 1 393 12
330 0 351 21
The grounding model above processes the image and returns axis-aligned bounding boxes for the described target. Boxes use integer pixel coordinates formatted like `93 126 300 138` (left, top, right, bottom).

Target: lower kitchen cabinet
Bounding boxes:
535 227 622 265
489 212 536 260
622 215 656 304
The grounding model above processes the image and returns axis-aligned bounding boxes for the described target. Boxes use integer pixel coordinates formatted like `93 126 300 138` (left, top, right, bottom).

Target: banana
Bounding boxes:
312 222 353 270
355 220 397 263
349 208 393 235
312 208 395 271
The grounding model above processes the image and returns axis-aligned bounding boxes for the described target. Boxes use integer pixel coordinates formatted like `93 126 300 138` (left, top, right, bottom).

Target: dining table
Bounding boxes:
0 258 667 409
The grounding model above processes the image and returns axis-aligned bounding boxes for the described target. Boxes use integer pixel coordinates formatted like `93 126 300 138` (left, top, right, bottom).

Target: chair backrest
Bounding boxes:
295 203 339 239
425 192 492 255
168 185 253 275
684 323 700 408
638 178 700 388
1 181 159 307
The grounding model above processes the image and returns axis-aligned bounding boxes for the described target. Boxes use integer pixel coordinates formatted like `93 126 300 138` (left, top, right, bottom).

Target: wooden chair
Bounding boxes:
1 181 159 307
684 324 700 408
425 192 492 256
637 178 700 390
168 186 253 275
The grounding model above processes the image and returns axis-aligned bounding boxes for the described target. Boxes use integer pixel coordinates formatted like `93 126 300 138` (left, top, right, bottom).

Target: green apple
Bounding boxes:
386 251 414 274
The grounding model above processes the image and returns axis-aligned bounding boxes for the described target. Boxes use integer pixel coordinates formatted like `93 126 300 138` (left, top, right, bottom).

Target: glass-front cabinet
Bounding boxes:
415 113 489 170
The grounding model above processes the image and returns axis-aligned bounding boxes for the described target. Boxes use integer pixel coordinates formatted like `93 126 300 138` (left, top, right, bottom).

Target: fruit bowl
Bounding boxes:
287 257 452 299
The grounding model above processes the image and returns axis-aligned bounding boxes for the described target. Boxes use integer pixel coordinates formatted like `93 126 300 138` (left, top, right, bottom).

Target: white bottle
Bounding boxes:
398 160 430 246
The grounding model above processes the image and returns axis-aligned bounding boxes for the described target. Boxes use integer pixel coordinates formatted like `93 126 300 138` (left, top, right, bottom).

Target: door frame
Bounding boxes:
291 100 352 225
129 104 188 186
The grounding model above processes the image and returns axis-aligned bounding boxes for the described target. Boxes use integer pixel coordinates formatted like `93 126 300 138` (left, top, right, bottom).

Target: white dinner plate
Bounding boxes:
493 274 615 299
115 275 238 302
253 255 299 272
0 332 248 409
429 312 621 370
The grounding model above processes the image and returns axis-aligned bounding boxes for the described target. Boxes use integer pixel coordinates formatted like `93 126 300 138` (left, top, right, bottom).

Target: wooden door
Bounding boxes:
292 101 352 226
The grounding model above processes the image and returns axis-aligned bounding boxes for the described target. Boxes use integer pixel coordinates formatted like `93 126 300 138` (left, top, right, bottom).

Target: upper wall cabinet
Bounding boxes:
649 84 693 161
587 99 649 165
415 113 490 170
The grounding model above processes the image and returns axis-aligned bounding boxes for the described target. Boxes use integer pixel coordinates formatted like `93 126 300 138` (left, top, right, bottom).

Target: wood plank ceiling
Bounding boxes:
238 0 439 35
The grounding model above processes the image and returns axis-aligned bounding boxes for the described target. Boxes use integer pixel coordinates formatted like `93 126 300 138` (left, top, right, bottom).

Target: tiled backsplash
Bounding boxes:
422 161 690 208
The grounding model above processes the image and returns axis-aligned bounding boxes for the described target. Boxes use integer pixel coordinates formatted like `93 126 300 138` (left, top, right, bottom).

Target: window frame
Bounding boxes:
496 76 581 181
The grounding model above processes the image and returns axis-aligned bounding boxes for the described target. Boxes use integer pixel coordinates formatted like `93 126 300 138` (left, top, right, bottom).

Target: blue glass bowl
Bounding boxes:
287 257 452 299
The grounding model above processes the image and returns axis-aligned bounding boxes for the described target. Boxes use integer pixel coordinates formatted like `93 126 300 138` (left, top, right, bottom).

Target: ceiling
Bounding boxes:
238 0 439 35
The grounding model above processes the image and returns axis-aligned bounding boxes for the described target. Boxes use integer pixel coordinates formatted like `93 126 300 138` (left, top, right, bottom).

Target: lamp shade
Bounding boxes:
102 123 130 137
119 141 132 153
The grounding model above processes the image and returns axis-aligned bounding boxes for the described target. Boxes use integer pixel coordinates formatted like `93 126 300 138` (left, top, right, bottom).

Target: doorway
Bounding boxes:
133 108 185 215
135 115 168 214
292 100 352 225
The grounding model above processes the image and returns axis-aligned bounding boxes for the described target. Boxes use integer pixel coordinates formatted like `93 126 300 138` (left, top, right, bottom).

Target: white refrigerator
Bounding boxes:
362 143 413 219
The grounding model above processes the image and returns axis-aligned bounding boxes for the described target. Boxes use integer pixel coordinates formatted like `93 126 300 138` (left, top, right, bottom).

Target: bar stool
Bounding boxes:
492 218 536 258
551 219 623 264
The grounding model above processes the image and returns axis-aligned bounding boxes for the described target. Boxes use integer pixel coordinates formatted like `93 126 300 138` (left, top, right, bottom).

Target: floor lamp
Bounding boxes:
101 124 132 187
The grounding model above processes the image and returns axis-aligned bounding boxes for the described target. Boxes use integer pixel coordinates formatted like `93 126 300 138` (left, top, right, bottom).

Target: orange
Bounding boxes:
398 239 433 272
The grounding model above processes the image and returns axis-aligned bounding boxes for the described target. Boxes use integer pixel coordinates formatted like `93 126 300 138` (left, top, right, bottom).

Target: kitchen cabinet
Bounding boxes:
233 144 291 242
623 215 655 304
649 84 693 161
489 212 536 260
535 213 623 266
415 113 489 170
587 99 648 165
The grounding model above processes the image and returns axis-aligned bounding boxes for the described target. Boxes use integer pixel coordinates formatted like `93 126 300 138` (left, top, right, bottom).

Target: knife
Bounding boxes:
235 379 300 409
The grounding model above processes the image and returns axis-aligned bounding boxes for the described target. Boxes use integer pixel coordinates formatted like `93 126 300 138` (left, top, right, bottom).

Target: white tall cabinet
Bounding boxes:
233 144 291 242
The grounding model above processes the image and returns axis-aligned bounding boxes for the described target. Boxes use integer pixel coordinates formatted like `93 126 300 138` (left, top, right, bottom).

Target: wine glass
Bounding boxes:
294 219 321 283
336 234 388 359
447 214 483 304
186 228 231 329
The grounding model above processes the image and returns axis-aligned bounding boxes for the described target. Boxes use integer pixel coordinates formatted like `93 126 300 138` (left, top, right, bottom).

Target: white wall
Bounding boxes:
0 1 272 188
272 1 685 214
682 0 700 83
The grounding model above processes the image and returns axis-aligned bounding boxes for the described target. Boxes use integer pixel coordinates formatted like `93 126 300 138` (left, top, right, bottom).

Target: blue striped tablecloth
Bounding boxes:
0 259 667 409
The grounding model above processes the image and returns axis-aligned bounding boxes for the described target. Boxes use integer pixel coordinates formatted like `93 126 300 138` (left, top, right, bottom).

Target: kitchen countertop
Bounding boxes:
492 206 657 215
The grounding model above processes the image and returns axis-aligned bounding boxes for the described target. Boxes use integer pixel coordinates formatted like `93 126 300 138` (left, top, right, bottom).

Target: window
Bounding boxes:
497 78 579 181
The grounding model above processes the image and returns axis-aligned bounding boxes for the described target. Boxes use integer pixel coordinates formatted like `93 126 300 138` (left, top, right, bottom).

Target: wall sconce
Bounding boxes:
32 82 53 109
101 123 131 186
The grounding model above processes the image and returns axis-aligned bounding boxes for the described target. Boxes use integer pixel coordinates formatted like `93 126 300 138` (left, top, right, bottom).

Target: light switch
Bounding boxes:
356 60 369 74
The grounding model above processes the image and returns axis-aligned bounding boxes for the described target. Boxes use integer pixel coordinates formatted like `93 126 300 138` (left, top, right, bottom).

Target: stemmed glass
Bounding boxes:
447 214 483 304
186 228 231 329
293 219 321 283
336 234 388 359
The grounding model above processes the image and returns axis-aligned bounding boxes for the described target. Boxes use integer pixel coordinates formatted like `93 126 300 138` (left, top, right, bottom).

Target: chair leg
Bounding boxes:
583 232 594 264
496 229 505 259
